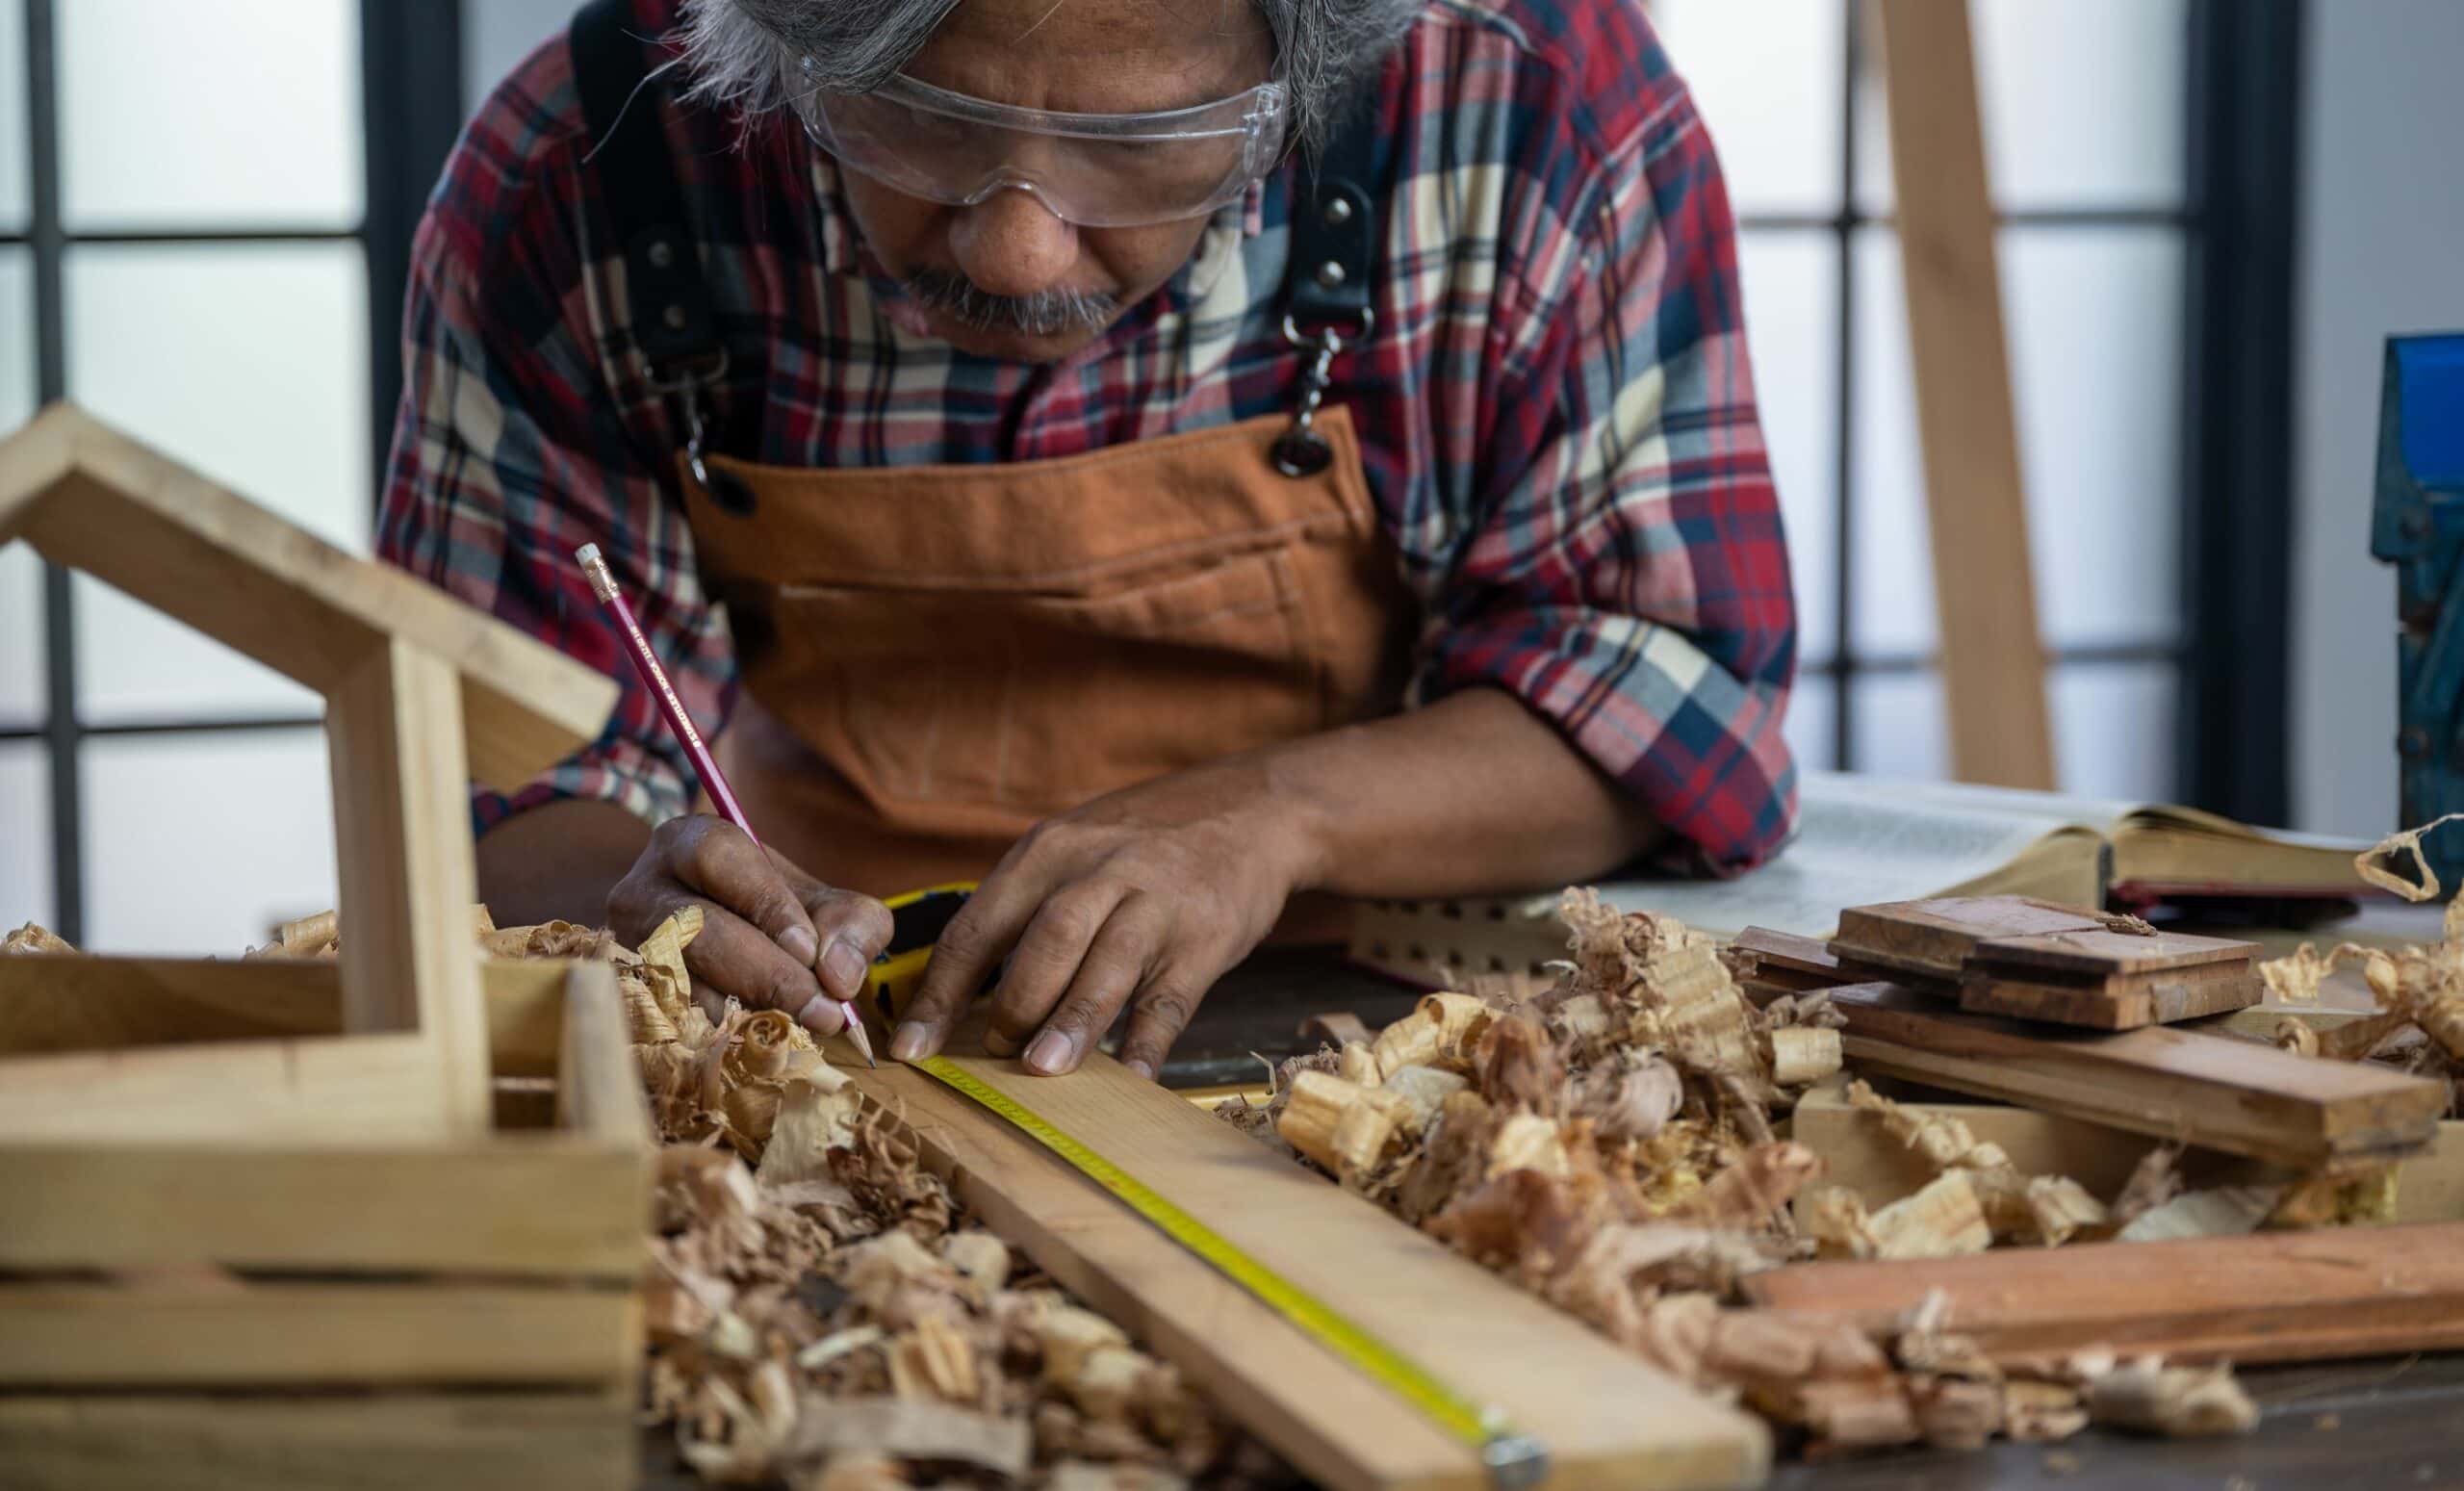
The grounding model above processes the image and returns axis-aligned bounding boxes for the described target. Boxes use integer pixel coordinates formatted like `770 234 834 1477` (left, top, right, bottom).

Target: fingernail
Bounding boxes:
1025 1029 1074 1074
779 926 819 966
1124 1058 1156 1082
890 1021 930 1063
821 939 867 997
794 994 842 1035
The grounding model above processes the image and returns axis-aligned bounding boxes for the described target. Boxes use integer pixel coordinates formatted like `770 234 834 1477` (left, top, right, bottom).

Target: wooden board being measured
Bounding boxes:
1741 1222 2464 1367
1827 982 2446 1167
840 1032 1768 1491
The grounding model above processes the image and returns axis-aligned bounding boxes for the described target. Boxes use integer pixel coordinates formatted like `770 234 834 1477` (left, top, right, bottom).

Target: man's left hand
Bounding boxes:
887 758 1322 1080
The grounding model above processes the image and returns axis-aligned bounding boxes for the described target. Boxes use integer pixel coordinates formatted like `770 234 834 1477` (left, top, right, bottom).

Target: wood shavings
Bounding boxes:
1807 1172 1993 1261
1666 1141 1822 1230
1 922 75 955
1569 1051 1683 1141
1766 1026 1843 1088
1843 1079 2109 1246
2108 1145 2185 1229
2079 1358 2258 1437
2355 811 2464 900
1295 1011 1372 1047
2115 1185 2284 1242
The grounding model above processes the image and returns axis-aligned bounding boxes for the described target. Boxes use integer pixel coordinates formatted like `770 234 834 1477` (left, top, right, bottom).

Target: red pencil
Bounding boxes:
576 543 875 1066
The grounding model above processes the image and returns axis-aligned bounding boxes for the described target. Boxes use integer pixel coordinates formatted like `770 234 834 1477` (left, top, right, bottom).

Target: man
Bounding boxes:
379 0 1795 1080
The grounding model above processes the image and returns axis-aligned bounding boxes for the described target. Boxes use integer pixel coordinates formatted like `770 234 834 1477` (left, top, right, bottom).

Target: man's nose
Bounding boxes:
946 188 1079 298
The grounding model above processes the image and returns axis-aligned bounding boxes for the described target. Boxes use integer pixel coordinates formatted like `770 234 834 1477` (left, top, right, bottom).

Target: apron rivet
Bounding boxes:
1315 260 1347 289
1323 197 1353 226
663 303 690 331
648 239 676 270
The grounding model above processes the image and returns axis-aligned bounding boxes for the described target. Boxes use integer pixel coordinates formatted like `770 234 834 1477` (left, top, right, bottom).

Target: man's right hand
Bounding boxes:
604 814 894 1033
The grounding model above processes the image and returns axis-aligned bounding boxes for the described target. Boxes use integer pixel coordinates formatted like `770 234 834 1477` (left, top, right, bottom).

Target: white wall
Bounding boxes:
464 0 577 106
2295 0 2464 835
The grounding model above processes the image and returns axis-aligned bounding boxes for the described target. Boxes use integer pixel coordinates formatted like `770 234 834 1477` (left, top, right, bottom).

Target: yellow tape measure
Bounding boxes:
911 1053 1551 1489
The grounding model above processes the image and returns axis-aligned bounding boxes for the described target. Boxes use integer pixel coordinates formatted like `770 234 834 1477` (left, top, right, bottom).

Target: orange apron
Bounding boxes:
675 406 1418 899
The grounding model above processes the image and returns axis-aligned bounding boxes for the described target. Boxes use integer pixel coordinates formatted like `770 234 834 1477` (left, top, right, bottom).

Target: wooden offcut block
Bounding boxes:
1830 897 2262 1030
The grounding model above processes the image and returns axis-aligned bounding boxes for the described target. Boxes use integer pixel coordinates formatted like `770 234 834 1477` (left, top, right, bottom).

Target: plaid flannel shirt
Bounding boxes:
378 0 1799 871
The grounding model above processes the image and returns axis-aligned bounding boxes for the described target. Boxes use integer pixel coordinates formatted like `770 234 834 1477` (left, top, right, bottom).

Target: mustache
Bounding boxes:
901 269 1120 338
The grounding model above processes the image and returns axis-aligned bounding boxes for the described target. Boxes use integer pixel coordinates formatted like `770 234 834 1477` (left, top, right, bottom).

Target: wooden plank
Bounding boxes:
0 1281 639 1387
1830 897 2105 983
0 1134 645 1276
1740 1222 2464 1367
327 637 494 1137
1957 958 2259 1029
0 402 616 791
0 955 573 1074
841 1034 1768 1491
1828 982 2447 1166
0 1390 634 1491
0 1031 451 1144
1787 1079 2464 1227
1875 0 2053 788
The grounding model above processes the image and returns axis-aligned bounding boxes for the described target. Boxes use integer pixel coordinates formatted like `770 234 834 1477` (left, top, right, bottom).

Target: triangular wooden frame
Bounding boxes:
0 402 620 1137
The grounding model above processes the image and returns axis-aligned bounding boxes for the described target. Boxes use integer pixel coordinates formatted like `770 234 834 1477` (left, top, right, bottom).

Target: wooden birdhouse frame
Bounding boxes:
0 401 621 1137
0 404 648 1485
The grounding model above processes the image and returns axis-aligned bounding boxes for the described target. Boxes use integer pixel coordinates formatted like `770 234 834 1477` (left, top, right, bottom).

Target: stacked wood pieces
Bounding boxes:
1821 982 2443 1169
1827 896 2263 1030
0 951 651 1491
1741 1222 2464 1368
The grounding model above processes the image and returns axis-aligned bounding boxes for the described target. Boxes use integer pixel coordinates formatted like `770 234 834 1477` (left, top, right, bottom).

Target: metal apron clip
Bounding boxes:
1272 308 1373 477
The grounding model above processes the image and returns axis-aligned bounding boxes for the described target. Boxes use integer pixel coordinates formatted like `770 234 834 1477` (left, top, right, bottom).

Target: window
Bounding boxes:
0 0 460 950
1653 0 2239 805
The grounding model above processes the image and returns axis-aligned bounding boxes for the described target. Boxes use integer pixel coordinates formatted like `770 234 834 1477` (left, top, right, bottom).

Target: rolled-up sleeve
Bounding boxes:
1418 94 1797 872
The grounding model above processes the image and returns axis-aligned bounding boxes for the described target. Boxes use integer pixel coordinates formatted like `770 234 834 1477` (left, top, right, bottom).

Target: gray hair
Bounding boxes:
672 0 1420 153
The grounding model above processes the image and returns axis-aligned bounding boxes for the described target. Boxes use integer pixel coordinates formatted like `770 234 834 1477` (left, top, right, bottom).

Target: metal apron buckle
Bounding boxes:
651 351 756 515
1273 308 1373 478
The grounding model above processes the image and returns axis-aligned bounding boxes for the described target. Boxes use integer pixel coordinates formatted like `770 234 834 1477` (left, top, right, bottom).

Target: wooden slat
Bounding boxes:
0 965 648 1276
0 1135 645 1277
1830 897 2104 983
0 1390 634 1491
841 1036 1768 1491
0 402 616 791
0 1031 451 1144
1740 1222 2464 1366
1786 1079 2464 1227
1828 982 2447 1166
326 637 493 1137
0 1281 639 1387
1875 0 2054 787
0 956 573 1073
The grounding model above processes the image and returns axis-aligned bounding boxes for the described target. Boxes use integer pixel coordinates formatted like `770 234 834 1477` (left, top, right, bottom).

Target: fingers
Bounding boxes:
1000 893 1159 1074
894 866 1042 1061
801 885 896 1002
662 817 825 969
980 882 1132 1059
1116 959 1209 1082
607 815 892 1034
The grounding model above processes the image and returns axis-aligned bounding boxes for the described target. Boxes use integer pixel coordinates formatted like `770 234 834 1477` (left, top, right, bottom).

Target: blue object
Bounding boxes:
2374 333 2464 894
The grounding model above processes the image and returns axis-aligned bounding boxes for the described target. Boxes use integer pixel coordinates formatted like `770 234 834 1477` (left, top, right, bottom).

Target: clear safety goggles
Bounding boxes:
796 59 1288 229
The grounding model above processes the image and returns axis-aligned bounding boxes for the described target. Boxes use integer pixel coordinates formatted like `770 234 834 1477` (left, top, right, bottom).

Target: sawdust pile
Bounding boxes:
1221 891 2255 1456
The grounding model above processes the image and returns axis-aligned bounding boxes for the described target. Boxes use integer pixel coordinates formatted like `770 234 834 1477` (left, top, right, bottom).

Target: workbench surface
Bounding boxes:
641 943 2464 1490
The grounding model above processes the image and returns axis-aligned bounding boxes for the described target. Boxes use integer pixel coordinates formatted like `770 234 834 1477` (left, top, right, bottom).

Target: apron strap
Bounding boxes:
1270 105 1387 477
571 0 723 373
